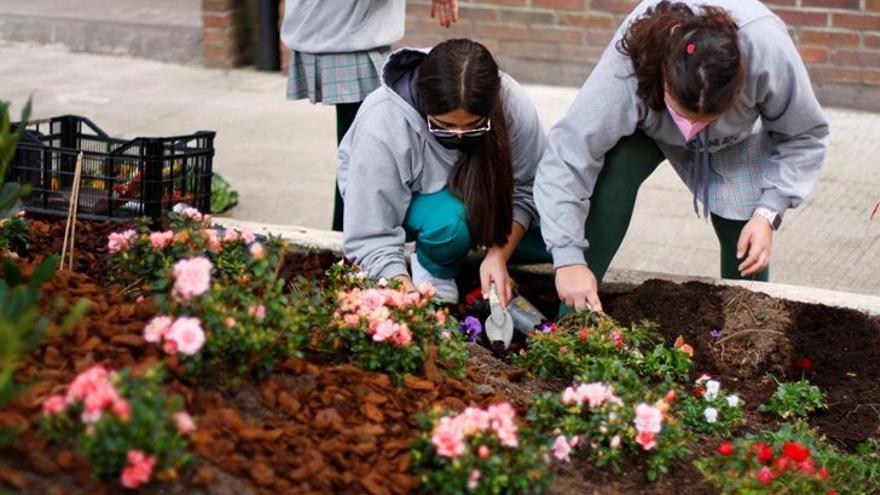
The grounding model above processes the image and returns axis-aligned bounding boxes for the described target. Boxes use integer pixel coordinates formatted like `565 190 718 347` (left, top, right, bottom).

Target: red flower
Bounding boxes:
757 466 773 485
578 329 590 342
792 357 814 372
775 457 791 473
465 288 483 307
717 441 734 456
798 458 816 475
818 467 830 480
783 442 810 463
754 443 774 464
827 491 839 495
664 389 677 404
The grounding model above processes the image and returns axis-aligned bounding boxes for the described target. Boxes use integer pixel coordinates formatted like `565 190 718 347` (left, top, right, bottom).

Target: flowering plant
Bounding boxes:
412 403 552 494
513 312 691 385
40 365 193 489
695 425 837 494
759 376 827 421
527 378 691 481
0 212 27 256
678 374 743 437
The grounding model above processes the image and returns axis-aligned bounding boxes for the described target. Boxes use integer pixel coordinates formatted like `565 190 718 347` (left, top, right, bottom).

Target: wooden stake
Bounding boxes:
61 152 84 271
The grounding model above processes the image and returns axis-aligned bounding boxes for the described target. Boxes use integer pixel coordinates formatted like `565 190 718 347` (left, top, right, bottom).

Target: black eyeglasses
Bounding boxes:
427 117 492 138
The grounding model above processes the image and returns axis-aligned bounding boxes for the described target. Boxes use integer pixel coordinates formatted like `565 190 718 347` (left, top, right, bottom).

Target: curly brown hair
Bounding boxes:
617 1 745 116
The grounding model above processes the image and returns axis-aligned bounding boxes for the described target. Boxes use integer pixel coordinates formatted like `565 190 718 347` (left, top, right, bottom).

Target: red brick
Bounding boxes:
499 40 560 60
831 49 880 67
499 10 555 24
798 46 828 63
833 13 880 30
202 30 235 47
202 0 235 12
458 6 501 22
397 34 444 49
589 0 640 15
533 0 586 9
407 3 433 18
864 70 880 86
865 34 880 49
809 65 861 83
473 22 530 40
558 12 616 29
773 9 829 27
764 0 798 5
558 44 604 63
202 12 234 29
869 0 880 10
530 25 586 44
802 0 860 8
801 29 860 47
586 29 615 46
203 44 237 63
474 0 526 6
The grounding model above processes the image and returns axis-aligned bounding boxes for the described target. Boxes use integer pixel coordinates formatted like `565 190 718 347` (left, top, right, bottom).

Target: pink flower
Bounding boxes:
372 319 399 343
173 204 203 222
634 403 663 434
487 402 518 448
248 304 266 322
431 416 465 458
165 317 205 356
478 445 490 460
107 230 137 254
612 330 624 349
42 394 67 416
120 450 156 489
435 310 447 325
144 316 173 343
455 407 490 435
419 282 435 299
241 227 256 244
204 229 222 252
249 242 265 260
610 435 621 449
149 231 173 250
577 382 619 408
222 228 242 243
163 339 178 355
66 366 112 404
467 469 481 491
112 400 131 421
553 435 573 462
343 314 360 328
635 430 657 451
393 323 412 346
172 257 213 301
562 386 579 405
361 289 387 311
757 466 773 485
173 411 196 434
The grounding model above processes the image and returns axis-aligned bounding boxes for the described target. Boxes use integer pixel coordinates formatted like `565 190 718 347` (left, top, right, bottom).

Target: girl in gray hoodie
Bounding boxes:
338 40 547 305
534 0 829 312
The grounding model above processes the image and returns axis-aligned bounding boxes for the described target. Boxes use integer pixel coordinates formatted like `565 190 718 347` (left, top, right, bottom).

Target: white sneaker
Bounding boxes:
410 252 459 304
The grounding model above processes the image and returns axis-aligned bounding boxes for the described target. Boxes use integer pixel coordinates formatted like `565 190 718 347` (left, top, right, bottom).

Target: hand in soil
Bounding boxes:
555 264 603 313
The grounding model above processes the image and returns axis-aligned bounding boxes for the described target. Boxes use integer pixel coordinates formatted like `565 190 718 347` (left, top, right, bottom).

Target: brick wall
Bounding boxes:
398 0 880 110
202 0 245 69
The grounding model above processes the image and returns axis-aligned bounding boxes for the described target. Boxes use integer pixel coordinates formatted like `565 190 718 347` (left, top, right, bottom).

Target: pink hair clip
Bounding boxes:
686 43 696 55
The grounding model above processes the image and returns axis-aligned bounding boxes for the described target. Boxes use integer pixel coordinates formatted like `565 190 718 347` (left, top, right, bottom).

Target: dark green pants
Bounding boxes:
581 130 769 283
332 102 361 232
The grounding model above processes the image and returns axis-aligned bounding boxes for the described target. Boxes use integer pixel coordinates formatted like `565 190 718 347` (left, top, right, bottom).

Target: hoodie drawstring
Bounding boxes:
691 129 711 220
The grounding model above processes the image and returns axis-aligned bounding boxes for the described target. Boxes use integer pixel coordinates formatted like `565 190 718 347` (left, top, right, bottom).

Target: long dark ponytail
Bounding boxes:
618 1 745 115
416 39 513 248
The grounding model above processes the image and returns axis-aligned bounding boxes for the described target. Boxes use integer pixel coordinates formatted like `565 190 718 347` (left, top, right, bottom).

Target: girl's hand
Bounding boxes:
737 216 774 277
480 249 512 307
555 264 603 313
430 0 459 28
393 274 418 293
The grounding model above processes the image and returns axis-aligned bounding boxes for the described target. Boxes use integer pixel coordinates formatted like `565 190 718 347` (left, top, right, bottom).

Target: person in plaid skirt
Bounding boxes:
281 0 460 231
535 0 829 312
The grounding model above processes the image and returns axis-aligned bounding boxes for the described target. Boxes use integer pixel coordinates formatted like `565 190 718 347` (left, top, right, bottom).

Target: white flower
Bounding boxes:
704 407 719 424
705 380 721 401
726 395 741 408
696 374 711 384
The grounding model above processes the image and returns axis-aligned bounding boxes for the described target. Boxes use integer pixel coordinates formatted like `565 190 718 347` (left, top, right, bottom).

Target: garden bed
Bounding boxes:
2 216 879 494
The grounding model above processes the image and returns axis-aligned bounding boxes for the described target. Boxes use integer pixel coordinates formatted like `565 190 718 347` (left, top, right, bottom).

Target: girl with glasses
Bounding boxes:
535 0 829 313
338 39 547 305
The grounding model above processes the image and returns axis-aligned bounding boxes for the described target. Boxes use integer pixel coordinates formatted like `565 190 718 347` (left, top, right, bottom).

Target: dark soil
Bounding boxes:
4 218 879 494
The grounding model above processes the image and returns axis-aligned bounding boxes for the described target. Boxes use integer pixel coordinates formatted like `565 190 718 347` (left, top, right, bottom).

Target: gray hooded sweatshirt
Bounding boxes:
281 0 405 53
535 0 829 269
338 48 547 281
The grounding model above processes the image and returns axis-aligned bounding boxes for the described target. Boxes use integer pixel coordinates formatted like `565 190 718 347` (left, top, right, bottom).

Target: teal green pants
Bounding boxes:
404 130 769 283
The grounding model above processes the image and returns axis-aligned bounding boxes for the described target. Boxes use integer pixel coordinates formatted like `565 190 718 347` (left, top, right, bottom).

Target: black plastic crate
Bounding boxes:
7 115 214 221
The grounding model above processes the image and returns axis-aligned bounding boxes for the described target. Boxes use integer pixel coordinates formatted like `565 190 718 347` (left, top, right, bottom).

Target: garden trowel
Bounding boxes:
485 283 514 351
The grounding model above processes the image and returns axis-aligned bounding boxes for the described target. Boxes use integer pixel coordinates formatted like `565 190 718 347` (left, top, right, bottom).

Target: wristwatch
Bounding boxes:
753 206 782 231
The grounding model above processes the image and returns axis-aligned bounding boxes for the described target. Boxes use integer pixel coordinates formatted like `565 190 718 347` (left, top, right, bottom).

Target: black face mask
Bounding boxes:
434 135 482 151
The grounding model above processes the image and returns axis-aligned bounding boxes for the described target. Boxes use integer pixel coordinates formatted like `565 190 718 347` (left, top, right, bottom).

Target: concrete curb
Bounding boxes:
216 217 880 318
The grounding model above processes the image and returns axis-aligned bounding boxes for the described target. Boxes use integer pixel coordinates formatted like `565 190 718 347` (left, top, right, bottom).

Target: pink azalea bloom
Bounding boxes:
149 231 173 251
343 314 360 328
577 383 615 408
403 291 422 307
757 466 773 485
562 386 579 405
107 230 137 254
635 430 657 451
467 469 481 491
166 317 205 356
386 290 406 308
173 411 196 434
419 282 436 299
610 435 621 449
553 435 573 462
42 394 67 416
163 339 178 355
393 323 412 346
180 206 203 222
377 278 388 288
249 242 265 260
372 319 399 343
120 450 156 489
172 257 213 301
66 366 112 404
435 310 447 325
136 295 145 303
204 229 222 252
431 416 466 458
612 330 624 349
241 228 256 244
487 403 519 448
455 407 490 435
478 445 491 460
144 316 173 343
112 400 131 421
361 289 387 311
368 306 391 326
634 403 663 434
222 228 242 243
248 304 267 322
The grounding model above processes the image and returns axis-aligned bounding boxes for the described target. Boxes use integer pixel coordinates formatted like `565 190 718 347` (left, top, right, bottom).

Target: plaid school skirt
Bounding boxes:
287 48 390 105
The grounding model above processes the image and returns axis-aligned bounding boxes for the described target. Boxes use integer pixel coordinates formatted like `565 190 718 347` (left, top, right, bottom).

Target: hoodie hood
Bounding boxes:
381 48 430 116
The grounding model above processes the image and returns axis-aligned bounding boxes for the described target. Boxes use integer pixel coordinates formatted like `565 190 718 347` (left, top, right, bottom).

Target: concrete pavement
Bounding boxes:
2 42 878 296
